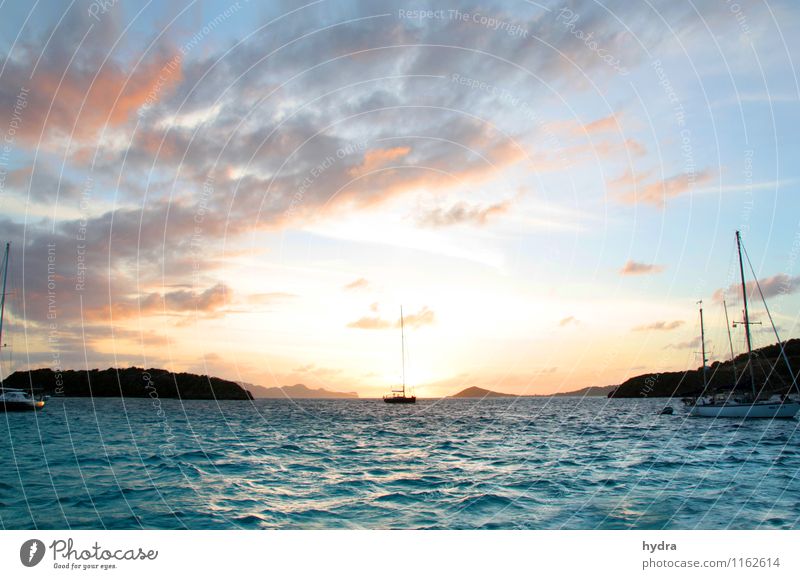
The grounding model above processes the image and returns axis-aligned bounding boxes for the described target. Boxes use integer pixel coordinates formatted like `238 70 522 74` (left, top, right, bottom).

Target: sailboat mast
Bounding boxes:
400 306 406 396
736 231 756 398
722 299 737 383
0 242 10 354
698 300 708 390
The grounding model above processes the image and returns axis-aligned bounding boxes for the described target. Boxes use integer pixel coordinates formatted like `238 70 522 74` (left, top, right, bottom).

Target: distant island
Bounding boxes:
240 382 358 399
451 385 616 398
3 367 253 400
7 339 796 402
608 338 800 398
451 386 517 398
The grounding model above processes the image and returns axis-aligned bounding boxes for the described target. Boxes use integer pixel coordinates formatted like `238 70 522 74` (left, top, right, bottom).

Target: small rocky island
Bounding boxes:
3 367 254 400
451 386 517 398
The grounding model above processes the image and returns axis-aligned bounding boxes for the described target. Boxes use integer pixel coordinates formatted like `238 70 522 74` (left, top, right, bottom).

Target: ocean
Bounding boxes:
1 397 798 529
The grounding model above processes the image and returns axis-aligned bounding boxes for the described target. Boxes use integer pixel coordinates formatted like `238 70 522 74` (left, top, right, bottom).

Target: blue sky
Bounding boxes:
0 0 799 395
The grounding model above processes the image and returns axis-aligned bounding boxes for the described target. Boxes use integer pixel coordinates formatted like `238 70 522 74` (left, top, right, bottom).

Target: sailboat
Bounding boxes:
687 231 799 419
0 242 45 412
383 306 416 404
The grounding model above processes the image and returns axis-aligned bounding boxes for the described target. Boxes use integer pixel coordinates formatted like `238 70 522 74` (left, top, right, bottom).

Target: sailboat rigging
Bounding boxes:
0 242 46 411
383 306 416 404
722 298 737 383
686 231 799 418
698 300 708 392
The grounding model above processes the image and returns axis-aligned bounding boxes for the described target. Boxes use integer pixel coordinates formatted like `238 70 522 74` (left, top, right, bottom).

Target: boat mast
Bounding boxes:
698 300 708 391
736 231 757 398
741 242 800 397
400 306 406 396
722 299 737 383
0 243 9 356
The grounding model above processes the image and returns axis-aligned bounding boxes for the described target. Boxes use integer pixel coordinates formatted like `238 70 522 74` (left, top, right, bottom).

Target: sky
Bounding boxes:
0 0 799 397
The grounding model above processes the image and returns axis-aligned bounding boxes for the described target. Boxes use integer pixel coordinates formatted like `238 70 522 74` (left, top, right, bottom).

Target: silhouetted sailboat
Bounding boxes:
687 231 799 418
384 306 416 404
0 242 45 411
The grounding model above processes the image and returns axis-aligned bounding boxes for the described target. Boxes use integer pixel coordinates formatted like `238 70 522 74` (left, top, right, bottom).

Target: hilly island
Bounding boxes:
451 385 616 398
608 338 800 398
2 368 255 400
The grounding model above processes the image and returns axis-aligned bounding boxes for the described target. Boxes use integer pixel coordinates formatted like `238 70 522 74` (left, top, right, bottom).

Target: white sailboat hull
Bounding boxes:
690 401 800 419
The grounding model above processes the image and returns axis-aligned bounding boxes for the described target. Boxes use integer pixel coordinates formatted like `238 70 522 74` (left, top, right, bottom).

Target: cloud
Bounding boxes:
399 306 435 329
0 6 181 147
0 0 778 375
624 139 647 157
4 165 82 204
667 337 702 350
347 305 435 330
344 277 370 291
349 146 411 176
559 316 578 327
713 273 800 302
1 0 660 242
289 364 343 377
610 169 715 207
619 260 665 276
245 292 297 304
347 316 392 330
416 199 512 228
633 320 685 332
581 113 618 134
85 283 230 322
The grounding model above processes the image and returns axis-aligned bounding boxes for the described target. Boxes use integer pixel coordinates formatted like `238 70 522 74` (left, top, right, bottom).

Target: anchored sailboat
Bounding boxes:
0 242 46 412
383 306 416 404
687 232 799 419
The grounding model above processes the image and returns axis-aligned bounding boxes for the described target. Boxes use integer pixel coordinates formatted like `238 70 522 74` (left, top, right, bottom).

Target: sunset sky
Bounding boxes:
1 0 799 397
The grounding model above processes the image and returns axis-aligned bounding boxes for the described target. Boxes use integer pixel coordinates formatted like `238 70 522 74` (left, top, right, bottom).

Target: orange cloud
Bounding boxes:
346 306 435 330
362 139 525 204
344 277 370 291
624 139 647 157
85 283 228 322
548 112 620 137
610 168 714 207
399 306 435 329
347 316 392 330
19 52 182 145
581 113 618 134
619 260 665 276
349 146 411 176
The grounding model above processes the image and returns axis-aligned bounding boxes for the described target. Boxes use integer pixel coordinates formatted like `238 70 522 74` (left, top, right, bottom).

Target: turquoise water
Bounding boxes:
1 397 798 529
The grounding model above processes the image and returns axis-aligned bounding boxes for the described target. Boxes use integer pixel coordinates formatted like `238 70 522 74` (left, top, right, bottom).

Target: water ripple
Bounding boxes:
1 397 799 529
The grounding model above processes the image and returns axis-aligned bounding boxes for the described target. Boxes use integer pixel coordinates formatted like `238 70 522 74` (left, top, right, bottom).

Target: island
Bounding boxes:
241 382 359 399
3 367 254 400
451 386 517 398
450 385 616 398
608 338 800 398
